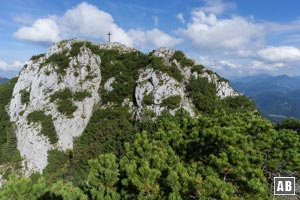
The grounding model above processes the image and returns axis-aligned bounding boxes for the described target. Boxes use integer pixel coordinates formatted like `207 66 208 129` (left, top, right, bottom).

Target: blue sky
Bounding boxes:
0 0 300 78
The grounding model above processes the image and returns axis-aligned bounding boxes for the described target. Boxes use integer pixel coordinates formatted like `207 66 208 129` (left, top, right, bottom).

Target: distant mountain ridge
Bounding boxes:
231 74 300 122
0 76 9 84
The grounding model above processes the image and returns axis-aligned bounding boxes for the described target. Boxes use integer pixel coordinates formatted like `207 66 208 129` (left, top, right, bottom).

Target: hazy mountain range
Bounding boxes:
231 74 300 122
0 76 9 84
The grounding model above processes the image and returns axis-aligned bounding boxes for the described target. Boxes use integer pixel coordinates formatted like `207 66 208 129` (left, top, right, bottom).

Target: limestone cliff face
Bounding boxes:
7 39 239 175
198 71 238 99
9 40 101 175
134 47 238 119
135 67 193 118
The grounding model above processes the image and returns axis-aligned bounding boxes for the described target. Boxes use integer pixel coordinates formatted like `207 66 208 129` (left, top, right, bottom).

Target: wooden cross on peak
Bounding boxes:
107 32 112 43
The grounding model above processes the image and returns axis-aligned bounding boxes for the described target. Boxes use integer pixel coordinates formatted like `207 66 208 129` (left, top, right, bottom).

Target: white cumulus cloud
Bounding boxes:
128 28 182 49
178 10 264 50
13 2 180 49
230 49 256 58
250 60 285 71
219 60 240 69
198 56 241 71
0 60 24 71
14 18 61 43
257 46 300 62
60 2 133 46
199 0 236 15
176 13 185 23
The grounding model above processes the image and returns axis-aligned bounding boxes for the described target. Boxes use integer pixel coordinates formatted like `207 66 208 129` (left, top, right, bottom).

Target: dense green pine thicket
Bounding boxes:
50 88 91 117
27 111 58 144
20 89 30 105
161 95 181 109
2 111 300 199
0 78 22 174
30 53 45 61
1 41 300 199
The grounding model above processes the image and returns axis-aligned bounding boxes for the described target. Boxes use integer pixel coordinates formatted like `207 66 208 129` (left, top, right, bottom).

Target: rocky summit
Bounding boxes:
3 39 296 199
8 39 239 175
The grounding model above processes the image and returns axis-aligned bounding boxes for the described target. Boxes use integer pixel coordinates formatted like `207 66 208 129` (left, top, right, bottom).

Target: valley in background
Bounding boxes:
231 74 300 122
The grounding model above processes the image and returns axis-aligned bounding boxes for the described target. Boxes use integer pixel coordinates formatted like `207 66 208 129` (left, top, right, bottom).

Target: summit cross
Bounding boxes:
107 32 112 43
